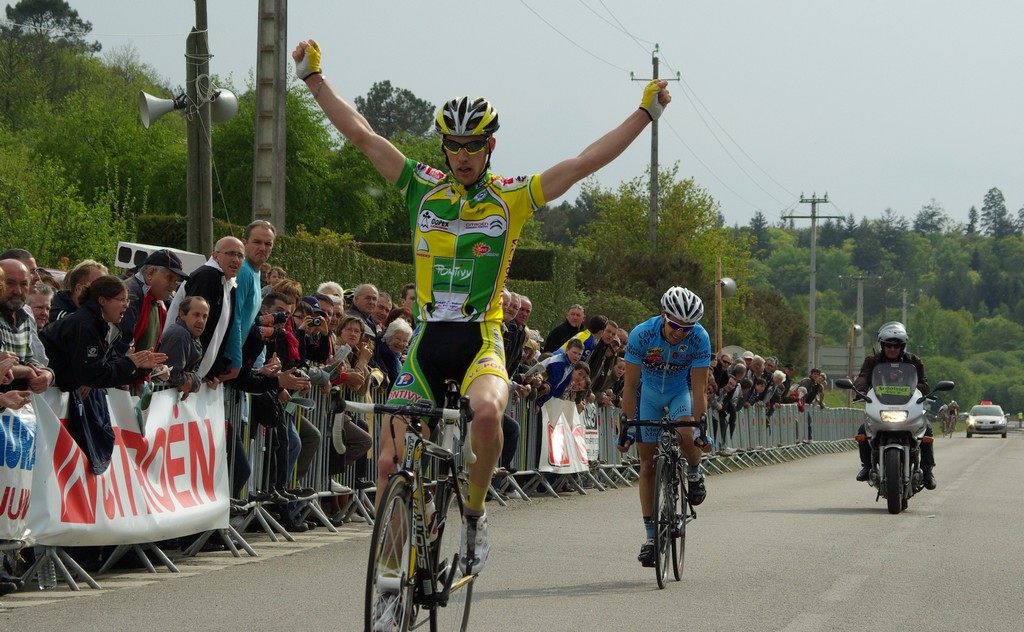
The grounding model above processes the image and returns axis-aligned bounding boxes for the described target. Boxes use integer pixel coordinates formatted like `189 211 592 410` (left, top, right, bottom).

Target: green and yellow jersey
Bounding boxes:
397 159 545 325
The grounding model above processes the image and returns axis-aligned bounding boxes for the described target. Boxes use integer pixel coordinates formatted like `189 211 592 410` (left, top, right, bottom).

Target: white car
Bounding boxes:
966 403 1007 438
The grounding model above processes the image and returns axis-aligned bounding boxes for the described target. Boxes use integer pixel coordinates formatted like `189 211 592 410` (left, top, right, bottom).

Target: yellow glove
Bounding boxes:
295 40 321 80
639 80 665 121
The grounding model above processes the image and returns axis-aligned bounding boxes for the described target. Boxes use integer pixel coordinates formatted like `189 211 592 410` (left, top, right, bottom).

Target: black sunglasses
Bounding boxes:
441 138 488 154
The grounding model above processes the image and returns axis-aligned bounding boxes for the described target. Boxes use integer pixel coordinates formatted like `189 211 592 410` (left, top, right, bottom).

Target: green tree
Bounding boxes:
980 187 1014 238
911 199 949 235
972 315 1024 354
353 80 434 140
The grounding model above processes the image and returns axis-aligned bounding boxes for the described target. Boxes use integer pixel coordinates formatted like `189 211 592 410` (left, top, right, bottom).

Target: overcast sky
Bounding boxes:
64 1 1023 228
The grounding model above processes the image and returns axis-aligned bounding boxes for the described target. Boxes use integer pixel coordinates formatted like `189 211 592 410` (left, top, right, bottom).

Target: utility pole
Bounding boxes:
252 0 287 230
185 0 213 255
784 193 841 372
838 272 882 356
631 45 679 252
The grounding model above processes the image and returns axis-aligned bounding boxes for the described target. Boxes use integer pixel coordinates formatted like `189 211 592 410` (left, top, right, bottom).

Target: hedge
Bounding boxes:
135 214 578 336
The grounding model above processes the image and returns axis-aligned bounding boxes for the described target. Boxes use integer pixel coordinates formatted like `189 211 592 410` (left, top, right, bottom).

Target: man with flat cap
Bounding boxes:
118 249 190 353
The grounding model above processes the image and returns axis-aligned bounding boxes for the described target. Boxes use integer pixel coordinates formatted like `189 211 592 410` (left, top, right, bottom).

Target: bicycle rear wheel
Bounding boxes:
366 475 416 632
428 475 474 632
671 462 687 581
652 455 673 589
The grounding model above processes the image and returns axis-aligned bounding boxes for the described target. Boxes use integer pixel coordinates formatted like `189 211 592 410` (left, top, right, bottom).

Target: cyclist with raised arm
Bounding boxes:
618 287 712 567
292 40 671 586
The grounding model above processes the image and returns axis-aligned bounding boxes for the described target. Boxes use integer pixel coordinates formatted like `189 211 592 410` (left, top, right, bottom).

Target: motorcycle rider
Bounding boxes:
853 321 936 489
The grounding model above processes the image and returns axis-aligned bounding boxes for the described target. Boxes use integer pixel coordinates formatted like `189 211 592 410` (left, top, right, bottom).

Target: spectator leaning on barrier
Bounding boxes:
230 292 310 507
542 303 585 354
527 337 586 406
119 249 190 355
40 275 167 474
156 296 209 399
164 236 243 384
0 259 53 394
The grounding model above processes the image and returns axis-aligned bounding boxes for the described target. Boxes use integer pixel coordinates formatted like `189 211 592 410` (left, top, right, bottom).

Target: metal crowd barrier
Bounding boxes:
195 387 865 551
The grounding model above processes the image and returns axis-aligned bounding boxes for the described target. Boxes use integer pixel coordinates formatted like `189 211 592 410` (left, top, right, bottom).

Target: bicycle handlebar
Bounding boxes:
336 399 461 421
618 416 709 449
335 399 476 464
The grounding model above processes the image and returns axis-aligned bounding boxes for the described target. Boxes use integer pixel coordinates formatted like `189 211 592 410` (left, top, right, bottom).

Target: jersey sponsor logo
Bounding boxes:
388 389 423 403
417 236 429 252
415 163 446 182
86 346 99 358
395 373 415 388
472 243 491 256
646 354 664 364
463 216 507 238
418 209 453 234
432 259 474 286
646 347 664 354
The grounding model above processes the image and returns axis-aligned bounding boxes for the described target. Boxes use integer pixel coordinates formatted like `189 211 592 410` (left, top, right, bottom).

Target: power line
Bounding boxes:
661 117 775 215
518 1 630 73
659 53 798 202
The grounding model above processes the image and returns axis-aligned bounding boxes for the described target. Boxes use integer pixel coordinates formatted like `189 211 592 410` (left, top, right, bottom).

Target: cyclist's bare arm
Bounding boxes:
294 40 405 185
689 366 710 422
539 80 671 203
617 361 642 451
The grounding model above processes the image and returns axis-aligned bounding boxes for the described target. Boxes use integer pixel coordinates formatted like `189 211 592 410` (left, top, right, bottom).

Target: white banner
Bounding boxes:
538 398 590 474
27 386 229 546
1 405 36 542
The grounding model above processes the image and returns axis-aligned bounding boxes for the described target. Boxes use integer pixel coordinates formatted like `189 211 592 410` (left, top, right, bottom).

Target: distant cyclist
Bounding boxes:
292 39 672 582
618 287 712 567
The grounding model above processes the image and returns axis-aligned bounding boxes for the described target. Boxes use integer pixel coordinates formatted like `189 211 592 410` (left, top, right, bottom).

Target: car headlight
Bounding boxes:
967 418 976 427
880 410 908 423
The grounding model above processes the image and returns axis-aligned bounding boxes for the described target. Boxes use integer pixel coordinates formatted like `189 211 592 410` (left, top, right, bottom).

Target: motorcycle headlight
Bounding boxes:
880 410 908 424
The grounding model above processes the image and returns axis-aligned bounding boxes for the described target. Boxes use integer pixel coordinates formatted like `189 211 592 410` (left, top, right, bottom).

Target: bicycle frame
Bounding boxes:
346 392 476 630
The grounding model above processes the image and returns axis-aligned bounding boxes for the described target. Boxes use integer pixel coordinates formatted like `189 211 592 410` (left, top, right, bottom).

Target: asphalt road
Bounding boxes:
4 431 1022 632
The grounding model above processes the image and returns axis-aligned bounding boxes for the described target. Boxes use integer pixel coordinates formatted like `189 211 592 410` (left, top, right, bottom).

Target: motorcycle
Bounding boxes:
836 362 953 514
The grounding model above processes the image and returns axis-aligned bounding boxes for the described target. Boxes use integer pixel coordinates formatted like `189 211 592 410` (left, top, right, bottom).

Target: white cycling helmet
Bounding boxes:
661 286 704 323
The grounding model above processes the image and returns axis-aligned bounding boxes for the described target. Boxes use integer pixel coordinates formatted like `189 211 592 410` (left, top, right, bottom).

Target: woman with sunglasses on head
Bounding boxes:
293 39 671 585
616 286 712 568
852 321 935 489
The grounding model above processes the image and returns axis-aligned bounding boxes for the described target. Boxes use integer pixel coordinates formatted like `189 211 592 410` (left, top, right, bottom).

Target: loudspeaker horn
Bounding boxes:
210 89 239 124
139 91 183 128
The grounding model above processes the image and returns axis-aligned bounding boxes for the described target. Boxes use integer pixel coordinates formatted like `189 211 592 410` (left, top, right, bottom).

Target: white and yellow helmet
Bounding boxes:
435 96 500 136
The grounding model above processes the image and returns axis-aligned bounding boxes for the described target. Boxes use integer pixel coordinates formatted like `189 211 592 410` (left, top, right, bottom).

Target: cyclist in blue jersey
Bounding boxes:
618 287 712 567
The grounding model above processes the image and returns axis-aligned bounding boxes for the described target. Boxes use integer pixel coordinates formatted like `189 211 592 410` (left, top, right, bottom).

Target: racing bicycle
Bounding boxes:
339 383 476 632
620 415 706 589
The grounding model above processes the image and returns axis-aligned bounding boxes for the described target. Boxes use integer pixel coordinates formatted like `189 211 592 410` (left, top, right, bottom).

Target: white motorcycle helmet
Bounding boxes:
877 321 908 355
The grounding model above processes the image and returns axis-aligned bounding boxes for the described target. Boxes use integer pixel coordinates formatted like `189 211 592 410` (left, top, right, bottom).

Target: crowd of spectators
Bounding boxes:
0 236 832 588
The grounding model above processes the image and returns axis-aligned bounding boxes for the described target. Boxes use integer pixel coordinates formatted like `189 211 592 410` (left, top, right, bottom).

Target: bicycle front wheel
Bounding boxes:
652 455 673 589
671 461 687 581
365 475 416 632
429 476 474 632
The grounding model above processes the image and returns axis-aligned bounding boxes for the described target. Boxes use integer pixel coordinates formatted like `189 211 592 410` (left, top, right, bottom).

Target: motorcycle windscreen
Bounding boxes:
870 362 918 405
